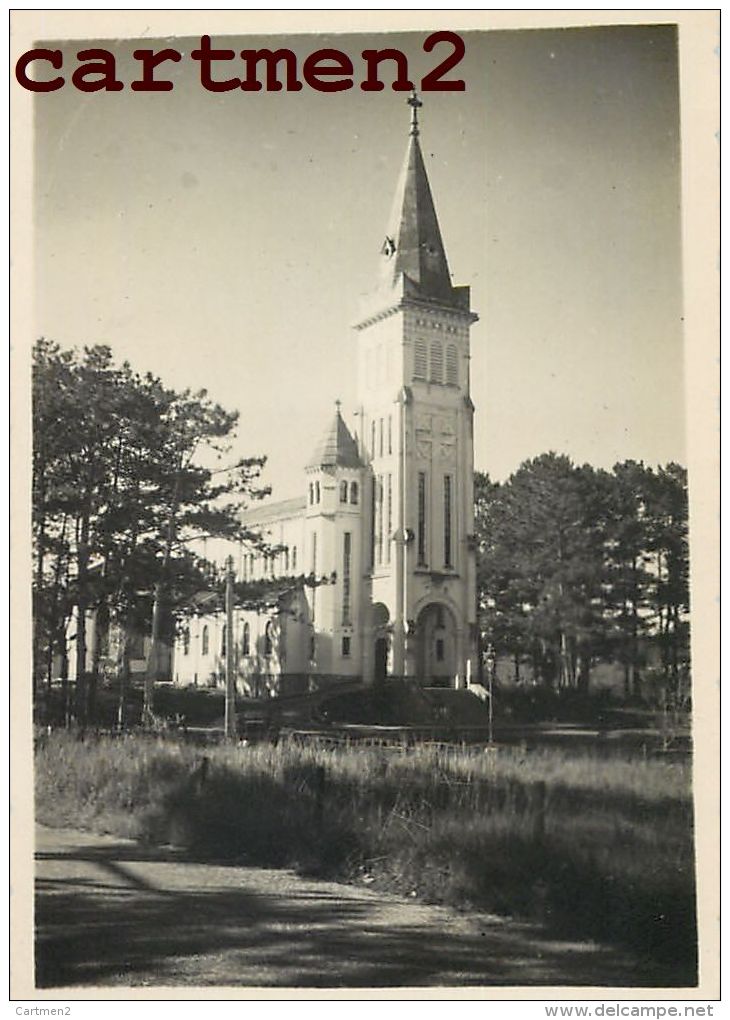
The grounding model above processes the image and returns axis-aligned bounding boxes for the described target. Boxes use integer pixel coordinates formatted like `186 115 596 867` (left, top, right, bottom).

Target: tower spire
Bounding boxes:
378 92 455 304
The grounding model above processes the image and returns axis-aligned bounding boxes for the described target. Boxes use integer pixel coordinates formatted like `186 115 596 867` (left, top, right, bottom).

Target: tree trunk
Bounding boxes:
576 650 590 692
33 469 47 704
88 600 108 725
45 630 55 694
630 562 639 699
559 631 572 688
116 620 131 731
75 530 90 725
45 515 70 695
143 581 163 726
59 636 70 727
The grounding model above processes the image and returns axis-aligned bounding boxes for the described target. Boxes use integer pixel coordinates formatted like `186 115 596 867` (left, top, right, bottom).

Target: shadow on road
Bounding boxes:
35 828 672 989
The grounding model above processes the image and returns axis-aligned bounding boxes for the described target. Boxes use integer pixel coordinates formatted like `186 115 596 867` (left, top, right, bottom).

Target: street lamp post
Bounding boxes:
484 642 496 746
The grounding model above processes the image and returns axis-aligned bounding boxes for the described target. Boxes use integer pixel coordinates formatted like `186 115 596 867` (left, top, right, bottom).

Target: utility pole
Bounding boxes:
224 556 237 739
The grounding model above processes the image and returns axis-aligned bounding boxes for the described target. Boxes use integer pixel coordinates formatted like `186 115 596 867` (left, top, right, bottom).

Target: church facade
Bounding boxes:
173 97 480 694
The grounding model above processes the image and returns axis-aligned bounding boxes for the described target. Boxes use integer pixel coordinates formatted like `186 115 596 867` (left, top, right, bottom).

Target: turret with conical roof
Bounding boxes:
303 402 364 677
306 404 363 471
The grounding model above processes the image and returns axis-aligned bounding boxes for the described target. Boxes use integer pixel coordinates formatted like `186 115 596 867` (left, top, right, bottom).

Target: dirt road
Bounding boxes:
35 825 656 989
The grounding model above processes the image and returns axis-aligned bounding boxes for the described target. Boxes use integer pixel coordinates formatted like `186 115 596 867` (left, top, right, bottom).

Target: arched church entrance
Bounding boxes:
371 602 390 682
416 602 457 687
374 638 389 682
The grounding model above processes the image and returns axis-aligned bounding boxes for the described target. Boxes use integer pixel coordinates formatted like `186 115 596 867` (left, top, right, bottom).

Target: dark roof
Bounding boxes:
379 129 455 305
307 410 362 470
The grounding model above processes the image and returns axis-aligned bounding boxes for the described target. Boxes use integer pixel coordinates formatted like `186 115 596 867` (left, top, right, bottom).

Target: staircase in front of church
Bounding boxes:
421 686 492 727
321 680 492 729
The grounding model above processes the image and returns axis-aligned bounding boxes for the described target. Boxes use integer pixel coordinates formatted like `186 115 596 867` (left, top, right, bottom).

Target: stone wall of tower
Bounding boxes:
304 463 364 678
400 301 478 683
355 310 404 674
355 295 478 685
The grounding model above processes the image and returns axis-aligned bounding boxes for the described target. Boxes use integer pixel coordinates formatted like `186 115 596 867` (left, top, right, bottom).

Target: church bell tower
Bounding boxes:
354 93 479 687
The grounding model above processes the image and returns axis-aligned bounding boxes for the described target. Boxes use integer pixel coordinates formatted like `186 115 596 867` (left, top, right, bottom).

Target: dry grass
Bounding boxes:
34 731 697 982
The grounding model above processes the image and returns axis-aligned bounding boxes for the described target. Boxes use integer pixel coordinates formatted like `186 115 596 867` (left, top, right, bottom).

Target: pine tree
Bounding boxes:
32 340 269 725
476 455 611 689
603 461 655 697
475 452 691 701
645 463 690 692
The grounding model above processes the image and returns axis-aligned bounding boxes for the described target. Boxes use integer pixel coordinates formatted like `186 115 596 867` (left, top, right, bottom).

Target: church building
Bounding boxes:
173 95 480 695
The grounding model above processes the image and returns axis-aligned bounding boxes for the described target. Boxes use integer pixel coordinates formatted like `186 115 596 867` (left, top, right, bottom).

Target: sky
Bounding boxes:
33 23 685 504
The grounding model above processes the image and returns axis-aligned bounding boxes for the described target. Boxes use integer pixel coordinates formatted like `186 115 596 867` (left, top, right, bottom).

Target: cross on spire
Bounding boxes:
407 89 422 137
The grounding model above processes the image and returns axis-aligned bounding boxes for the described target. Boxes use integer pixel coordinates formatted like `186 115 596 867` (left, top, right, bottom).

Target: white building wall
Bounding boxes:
304 463 363 679
354 298 478 686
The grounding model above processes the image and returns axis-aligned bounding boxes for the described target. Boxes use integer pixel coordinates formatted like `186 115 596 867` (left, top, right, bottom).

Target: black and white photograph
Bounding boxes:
11 10 719 1000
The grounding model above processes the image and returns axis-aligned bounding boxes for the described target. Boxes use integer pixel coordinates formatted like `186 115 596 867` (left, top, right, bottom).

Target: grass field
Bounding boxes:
35 730 697 984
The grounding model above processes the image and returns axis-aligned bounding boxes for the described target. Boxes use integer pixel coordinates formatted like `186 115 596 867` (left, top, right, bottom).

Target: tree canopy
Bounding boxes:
475 453 689 696
32 339 270 721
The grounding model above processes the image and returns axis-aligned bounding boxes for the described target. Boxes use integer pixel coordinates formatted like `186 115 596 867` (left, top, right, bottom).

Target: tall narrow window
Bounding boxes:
376 475 384 565
340 480 348 503
370 479 376 569
183 628 190 656
292 546 297 571
308 483 314 505
264 621 273 657
379 418 384 458
350 481 359 505
386 473 392 564
242 622 250 656
371 421 376 458
388 415 392 455
221 625 227 658
284 548 289 573
414 339 427 380
430 340 443 383
342 532 352 624
311 531 318 620
417 472 427 566
444 474 453 568
315 480 321 503
446 343 458 385
202 625 209 656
